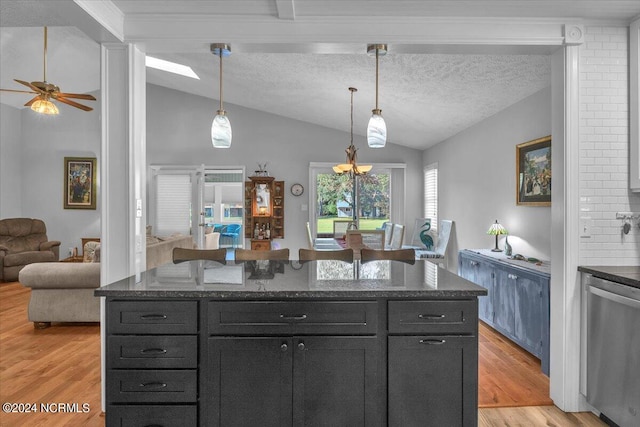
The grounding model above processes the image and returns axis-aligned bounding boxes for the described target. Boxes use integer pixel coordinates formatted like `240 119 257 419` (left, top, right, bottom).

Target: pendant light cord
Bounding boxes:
219 52 223 111
375 48 379 110
43 27 47 83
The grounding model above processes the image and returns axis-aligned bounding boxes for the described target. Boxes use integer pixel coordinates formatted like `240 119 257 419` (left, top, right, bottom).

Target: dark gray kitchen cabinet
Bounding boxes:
208 336 378 427
387 299 478 427
458 249 550 375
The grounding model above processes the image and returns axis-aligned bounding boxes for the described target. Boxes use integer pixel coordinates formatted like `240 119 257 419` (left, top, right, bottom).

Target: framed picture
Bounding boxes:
64 157 97 209
516 136 551 206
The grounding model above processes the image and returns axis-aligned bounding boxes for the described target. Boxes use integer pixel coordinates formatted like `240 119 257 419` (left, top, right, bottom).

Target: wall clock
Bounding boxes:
290 183 304 196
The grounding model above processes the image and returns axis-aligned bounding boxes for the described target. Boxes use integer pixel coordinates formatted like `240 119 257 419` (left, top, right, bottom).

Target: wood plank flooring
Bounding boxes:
478 321 553 408
0 281 605 426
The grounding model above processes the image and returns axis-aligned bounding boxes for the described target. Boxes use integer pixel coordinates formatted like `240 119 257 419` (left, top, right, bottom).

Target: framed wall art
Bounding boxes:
516 136 551 206
64 157 97 209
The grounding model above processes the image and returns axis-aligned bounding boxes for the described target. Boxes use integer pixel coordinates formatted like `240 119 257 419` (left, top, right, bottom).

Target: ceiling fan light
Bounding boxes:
31 99 58 115
367 110 386 148
211 110 232 148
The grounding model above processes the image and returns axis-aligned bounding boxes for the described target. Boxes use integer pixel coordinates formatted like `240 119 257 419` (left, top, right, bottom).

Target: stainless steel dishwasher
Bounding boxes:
586 275 640 427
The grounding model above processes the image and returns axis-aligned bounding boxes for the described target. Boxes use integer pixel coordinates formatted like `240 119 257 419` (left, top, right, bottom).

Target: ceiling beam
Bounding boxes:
275 0 296 20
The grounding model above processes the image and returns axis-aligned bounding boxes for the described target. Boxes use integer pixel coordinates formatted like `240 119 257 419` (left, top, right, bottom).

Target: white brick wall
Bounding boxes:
579 26 640 265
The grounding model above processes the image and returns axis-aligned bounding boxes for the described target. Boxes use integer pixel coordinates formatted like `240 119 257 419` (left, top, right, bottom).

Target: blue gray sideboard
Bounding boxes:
458 249 550 375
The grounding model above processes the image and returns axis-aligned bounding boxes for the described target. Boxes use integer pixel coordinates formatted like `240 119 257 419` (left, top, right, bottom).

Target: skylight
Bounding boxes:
145 56 199 79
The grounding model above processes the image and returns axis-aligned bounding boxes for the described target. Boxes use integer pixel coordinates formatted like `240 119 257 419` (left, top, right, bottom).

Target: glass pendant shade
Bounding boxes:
367 110 386 148
31 99 59 115
211 111 232 148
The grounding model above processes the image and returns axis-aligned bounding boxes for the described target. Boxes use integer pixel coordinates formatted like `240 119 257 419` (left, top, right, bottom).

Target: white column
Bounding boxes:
99 42 146 411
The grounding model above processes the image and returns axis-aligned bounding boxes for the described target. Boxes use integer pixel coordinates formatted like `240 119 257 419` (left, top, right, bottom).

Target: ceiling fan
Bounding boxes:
0 27 96 114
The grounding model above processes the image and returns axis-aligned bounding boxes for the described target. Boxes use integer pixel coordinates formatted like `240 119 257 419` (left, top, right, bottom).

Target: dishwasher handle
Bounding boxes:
588 285 640 310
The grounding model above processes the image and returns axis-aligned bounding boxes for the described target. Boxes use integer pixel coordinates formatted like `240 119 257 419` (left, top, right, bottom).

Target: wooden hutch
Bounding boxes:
244 176 284 250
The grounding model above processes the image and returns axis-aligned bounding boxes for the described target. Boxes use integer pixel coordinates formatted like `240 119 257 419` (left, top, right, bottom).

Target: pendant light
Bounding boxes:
333 87 373 176
210 43 232 148
366 44 387 148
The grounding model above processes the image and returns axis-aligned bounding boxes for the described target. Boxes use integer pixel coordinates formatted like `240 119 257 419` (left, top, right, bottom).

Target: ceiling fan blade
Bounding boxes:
0 88 38 94
14 79 43 93
24 96 41 107
56 96 93 112
55 92 96 100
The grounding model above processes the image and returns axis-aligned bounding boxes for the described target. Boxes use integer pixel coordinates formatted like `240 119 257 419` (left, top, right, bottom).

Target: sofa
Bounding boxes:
146 234 194 269
0 218 61 282
19 258 100 328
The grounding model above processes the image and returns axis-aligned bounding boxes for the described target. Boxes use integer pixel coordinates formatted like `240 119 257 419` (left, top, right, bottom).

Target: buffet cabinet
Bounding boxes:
104 297 479 426
458 249 550 374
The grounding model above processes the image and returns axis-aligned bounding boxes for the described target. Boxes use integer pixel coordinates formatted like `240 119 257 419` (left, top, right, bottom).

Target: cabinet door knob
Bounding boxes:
470 261 479 266
280 343 288 352
298 342 306 351
509 274 518 280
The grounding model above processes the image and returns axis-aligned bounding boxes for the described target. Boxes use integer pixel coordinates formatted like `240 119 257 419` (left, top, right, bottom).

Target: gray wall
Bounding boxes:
423 87 552 269
0 104 22 219
0 93 101 258
147 83 424 253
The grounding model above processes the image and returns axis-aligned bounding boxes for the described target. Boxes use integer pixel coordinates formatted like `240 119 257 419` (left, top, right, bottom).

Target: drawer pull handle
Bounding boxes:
419 339 446 345
280 314 307 321
140 348 167 355
140 314 167 320
280 343 288 352
418 314 445 319
139 382 167 389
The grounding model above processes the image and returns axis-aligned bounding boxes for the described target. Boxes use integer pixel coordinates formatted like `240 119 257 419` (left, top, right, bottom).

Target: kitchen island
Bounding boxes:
96 259 486 427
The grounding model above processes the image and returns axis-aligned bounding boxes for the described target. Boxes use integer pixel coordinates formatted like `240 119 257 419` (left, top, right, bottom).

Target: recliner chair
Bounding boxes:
0 218 61 282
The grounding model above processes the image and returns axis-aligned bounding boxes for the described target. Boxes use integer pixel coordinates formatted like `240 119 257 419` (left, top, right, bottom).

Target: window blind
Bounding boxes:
424 163 438 231
155 174 192 236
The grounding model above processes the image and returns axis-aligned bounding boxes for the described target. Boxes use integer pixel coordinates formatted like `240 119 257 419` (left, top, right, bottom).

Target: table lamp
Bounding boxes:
487 220 507 252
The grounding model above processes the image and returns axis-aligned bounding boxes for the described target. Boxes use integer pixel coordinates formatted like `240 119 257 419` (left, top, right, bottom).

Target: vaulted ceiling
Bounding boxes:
1 1 639 149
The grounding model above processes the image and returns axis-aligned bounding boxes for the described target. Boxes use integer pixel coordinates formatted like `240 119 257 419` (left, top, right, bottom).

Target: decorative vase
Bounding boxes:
504 235 513 257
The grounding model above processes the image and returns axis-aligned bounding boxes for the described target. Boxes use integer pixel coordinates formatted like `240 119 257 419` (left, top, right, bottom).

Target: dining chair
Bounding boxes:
413 220 454 269
387 224 405 249
299 248 354 262
346 229 385 250
172 247 227 264
333 219 356 238
360 248 416 264
220 223 242 248
305 222 314 249
234 248 290 261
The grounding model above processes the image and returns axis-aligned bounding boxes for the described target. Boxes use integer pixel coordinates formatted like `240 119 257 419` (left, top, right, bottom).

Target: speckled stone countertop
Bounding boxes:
578 265 640 290
95 259 487 299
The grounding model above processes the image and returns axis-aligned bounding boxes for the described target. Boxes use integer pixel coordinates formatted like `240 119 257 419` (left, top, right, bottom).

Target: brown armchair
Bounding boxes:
0 218 61 282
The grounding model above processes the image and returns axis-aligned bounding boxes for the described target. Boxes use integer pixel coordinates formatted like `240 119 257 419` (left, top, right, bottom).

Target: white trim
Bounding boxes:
73 0 125 41
630 18 640 191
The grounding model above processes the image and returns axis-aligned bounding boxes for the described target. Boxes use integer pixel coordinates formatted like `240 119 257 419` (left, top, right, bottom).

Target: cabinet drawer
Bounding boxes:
107 404 197 427
107 370 197 403
108 301 197 334
108 336 197 369
208 301 377 335
388 300 477 334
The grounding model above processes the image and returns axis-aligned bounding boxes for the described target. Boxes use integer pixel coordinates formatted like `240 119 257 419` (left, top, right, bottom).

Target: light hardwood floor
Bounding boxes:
0 281 605 426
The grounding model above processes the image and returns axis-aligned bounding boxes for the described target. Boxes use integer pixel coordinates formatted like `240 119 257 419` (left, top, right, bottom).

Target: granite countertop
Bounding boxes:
95 259 487 298
577 265 640 290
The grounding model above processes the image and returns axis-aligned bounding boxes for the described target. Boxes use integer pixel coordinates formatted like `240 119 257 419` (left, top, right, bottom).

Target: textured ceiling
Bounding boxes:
1 1 639 150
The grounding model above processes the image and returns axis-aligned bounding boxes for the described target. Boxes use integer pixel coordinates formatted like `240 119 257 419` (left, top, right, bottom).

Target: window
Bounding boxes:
424 163 438 231
309 163 406 239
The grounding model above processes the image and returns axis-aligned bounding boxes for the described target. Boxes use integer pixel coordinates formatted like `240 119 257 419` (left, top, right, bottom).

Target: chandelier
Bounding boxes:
333 87 372 176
